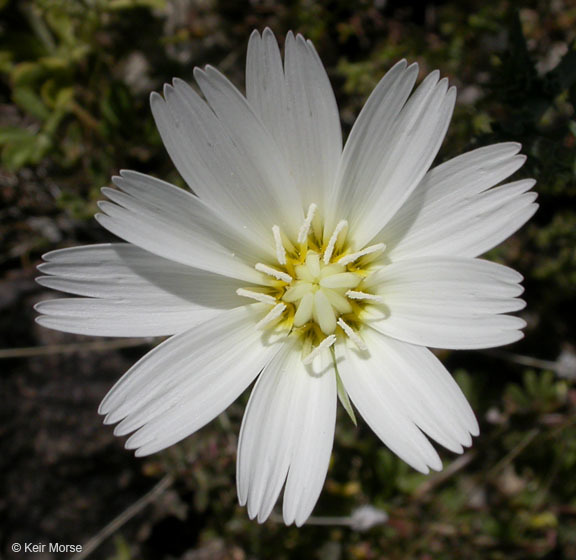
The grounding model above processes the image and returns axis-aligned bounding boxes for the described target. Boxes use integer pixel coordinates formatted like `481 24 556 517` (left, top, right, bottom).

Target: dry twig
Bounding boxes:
72 474 174 560
0 337 158 359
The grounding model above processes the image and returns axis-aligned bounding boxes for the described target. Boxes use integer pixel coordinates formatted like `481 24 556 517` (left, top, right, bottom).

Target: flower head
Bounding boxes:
36 29 537 526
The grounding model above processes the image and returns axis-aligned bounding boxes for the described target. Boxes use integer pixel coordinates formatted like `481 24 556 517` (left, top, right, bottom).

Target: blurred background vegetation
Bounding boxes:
1 0 575 558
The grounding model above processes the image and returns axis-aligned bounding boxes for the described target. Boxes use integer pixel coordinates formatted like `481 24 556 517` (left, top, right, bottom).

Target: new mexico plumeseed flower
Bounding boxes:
36 29 538 526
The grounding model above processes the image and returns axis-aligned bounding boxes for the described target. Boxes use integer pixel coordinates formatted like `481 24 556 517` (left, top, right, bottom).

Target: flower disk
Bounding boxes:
237 203 387 361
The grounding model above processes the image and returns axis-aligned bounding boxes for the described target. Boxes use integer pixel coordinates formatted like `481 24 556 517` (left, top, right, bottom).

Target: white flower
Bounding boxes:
36 29 538 526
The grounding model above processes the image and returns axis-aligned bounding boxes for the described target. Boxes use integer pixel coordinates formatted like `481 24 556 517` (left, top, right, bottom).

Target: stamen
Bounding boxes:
346 290 384 302
255 263 293 283
236 288 277 305
255 303 286 330
337 318 368 351
338 243 386 266
297 203 317 244
303 334 337 365
323 220 348 264
272 225 287 265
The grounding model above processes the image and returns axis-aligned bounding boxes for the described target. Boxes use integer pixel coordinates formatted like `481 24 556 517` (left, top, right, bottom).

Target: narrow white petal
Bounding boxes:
362 330 478 450
247 29 343 207
36 243 242 305
381 141 537 258
99 305 283 456
329 64 456 247
237 342 336 526
365 256 527 349
283 352 337 526
326 59 416 236
96 172 265 283
246 28 286 144
193 66 304 235
35 244 244 336
151 81 301 241
338 342 443 473
35 298 221 337
283 32 343 206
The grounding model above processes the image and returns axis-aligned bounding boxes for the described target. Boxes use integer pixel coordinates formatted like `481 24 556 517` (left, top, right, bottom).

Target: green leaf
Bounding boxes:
0 126 36 145
2 137 38 170
1 131 51 170
108 0 166 9
11 61 47 86
13 86 50 120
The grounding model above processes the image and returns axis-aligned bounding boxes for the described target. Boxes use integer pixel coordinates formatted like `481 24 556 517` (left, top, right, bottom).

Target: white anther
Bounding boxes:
236 288 277 305
338 243 386 266
346 290 384 302
255 263 293 283
337 318 368 351
255 303 286 330
272 225 287 265
298 203 317 244
303 334 337 365
323 220 348 264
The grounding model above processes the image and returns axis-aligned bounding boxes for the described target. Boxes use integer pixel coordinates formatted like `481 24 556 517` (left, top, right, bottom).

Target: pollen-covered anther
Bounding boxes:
297 203 317 244
236 288 277 305
255 262 293 283
337 318 368 351
346 290 384 302
323 220 348 264
338 243 386 266
255 303 286 329
272 225 287 265
302 334 337 365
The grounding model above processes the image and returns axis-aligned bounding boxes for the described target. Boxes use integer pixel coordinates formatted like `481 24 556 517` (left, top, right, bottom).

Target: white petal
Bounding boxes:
35 298 222 337
151 78 301 241
365 256 527 349
381 142 538 258
193 65 304 235
95 171 265 283
337 341 443 473
330 66 455 247
237 341 336 526
35 243 242 336
325 60 415 231
99 305 283 456
246 28 287 155
246 29 342 209
360 330 478 451
283 32 342 206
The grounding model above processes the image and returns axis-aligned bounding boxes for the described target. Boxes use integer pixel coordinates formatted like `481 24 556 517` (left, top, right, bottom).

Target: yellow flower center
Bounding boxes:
237 203 385 362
